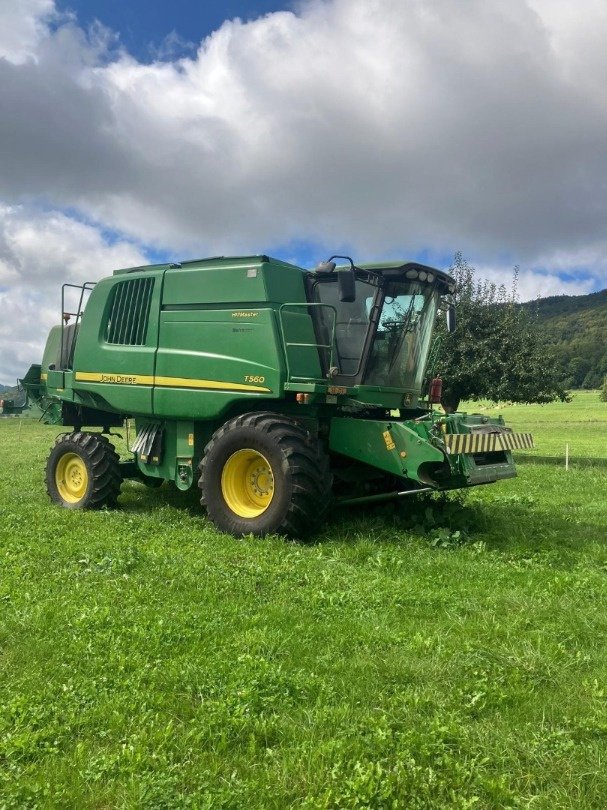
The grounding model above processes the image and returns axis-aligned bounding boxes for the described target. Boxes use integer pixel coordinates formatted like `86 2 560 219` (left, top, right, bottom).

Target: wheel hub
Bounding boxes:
249 464 273 497
55 452 89 504
221 449 275 518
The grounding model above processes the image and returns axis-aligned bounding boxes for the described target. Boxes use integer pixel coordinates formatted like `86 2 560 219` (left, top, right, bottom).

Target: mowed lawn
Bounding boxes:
0 392 606 808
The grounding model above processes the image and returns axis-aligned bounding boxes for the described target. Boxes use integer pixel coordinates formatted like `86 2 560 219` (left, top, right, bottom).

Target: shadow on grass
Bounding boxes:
117 480 604 564
119 479 203 517
325 491 606 562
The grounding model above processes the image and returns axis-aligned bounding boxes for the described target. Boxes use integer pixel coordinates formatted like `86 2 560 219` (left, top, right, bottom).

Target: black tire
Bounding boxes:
198 412 332 537
46 431 122 509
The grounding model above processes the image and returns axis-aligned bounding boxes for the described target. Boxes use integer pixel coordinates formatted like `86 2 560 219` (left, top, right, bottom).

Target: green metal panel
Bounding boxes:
162 259 267 306
262 258 312 303
345 385 416 410
278 305 326 382
153 308 283 419
329 417 445 482
134 418 213 488
70 270 165 415
161 256 307 307
42 326 62 370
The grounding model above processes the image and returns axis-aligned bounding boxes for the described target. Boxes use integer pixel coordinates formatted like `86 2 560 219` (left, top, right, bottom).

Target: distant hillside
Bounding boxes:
0 384 25 404
522 289 607 388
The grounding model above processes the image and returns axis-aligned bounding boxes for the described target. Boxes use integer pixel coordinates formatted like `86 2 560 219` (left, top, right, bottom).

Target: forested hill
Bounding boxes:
522 288 607 388
0 384 22 401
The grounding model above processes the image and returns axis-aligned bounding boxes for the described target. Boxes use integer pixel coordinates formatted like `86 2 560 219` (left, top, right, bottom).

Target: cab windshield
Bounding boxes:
312 276 439 389
365 280 438 389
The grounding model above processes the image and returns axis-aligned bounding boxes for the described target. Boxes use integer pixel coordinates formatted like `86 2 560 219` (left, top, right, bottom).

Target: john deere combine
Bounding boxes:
0 392 27 416
22 255 532 536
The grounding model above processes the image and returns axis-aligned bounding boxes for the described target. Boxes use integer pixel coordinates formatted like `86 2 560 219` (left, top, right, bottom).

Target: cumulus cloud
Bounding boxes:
0 0 55 64
0 0 606 381
0 0 606 264
0 206 146 384
474 264 600 301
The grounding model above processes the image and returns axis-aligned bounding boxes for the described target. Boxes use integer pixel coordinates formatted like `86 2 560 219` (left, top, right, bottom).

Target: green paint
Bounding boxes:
25 255 526 509
330 417 445 482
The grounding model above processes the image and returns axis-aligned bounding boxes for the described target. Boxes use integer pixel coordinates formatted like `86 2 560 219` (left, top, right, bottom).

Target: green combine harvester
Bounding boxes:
0 394 27 416
0 373 60 422
21 255 533 537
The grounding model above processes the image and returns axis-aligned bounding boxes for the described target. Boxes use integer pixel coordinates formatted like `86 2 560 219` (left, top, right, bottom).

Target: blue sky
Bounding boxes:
56 0 291 61
1 0 606 383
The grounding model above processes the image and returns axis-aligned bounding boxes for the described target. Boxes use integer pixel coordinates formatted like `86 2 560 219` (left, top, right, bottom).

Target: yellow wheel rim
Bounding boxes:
221 449 274 518
55 452 89 504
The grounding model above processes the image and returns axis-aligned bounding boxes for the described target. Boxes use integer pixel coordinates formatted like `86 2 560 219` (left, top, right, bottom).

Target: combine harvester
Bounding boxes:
0 389 28 416
0 372 60 422
21 255 533 537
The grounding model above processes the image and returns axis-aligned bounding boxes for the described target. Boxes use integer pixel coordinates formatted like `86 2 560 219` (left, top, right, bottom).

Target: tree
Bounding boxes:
600 377 607 403
434 253 569 412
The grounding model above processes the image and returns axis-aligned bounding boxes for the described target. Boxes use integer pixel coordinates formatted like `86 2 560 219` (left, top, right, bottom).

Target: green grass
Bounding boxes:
1 392 606 808
463 389 607 462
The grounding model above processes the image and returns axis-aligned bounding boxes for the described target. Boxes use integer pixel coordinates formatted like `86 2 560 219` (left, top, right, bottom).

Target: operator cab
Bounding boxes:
307 258 456 390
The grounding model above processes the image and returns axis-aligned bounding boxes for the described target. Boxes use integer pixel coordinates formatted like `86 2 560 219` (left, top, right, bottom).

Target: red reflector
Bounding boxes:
296 393 308 404
429 377 442 404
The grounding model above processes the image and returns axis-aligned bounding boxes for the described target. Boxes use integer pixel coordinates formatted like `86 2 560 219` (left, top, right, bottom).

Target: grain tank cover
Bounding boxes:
160 255 307 307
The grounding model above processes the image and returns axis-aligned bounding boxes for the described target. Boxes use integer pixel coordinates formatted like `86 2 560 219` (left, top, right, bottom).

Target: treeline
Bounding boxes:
521 289 607 388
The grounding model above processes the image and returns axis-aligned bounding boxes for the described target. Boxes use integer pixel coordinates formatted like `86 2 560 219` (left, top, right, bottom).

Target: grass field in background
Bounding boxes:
466 390 607 463
0 392 606 808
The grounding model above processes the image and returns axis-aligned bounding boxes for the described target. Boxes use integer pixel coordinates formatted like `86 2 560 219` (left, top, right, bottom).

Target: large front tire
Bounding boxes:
46 432 122 509
198 412 332 537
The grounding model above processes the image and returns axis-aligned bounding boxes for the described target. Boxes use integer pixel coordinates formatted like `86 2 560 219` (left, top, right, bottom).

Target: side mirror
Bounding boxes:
315 260 336 273
446 304 456 333
338 268 356 302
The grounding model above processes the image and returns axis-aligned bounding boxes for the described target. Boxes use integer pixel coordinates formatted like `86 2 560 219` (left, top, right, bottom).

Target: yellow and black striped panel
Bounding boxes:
444 432 534 454
497 432 534 451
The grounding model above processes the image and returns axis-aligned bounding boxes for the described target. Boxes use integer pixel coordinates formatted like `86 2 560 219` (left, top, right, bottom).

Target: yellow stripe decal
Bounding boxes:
153 375 270 392
74 371 271 393
445 432 534 454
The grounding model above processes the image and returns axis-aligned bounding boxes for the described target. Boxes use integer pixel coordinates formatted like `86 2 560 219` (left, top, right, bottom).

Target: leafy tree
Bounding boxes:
600 377 607 403
567 356 592 388
434 253 569 412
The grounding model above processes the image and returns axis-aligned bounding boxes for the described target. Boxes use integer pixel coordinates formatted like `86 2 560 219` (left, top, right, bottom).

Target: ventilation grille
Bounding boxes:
106 278 154 345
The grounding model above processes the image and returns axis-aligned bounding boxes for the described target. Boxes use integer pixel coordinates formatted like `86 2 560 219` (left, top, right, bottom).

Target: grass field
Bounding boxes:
1 391 606 808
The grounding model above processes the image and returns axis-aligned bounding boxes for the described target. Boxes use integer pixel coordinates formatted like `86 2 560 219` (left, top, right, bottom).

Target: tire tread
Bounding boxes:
46 431 122 509
198 411 332 537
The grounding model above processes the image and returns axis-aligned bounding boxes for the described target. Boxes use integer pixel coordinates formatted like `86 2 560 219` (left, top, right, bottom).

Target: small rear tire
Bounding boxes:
198 412 332 537
46 431 122 509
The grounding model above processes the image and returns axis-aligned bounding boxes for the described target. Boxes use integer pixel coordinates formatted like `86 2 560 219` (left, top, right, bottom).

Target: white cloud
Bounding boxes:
0 0 55 64
0 0 606 381
474 263 600 301
0 206 146 385
0 0 606 270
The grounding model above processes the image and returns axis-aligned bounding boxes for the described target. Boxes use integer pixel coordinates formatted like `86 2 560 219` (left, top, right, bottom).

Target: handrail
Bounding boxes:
60 281 96 369
278 302 337 383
